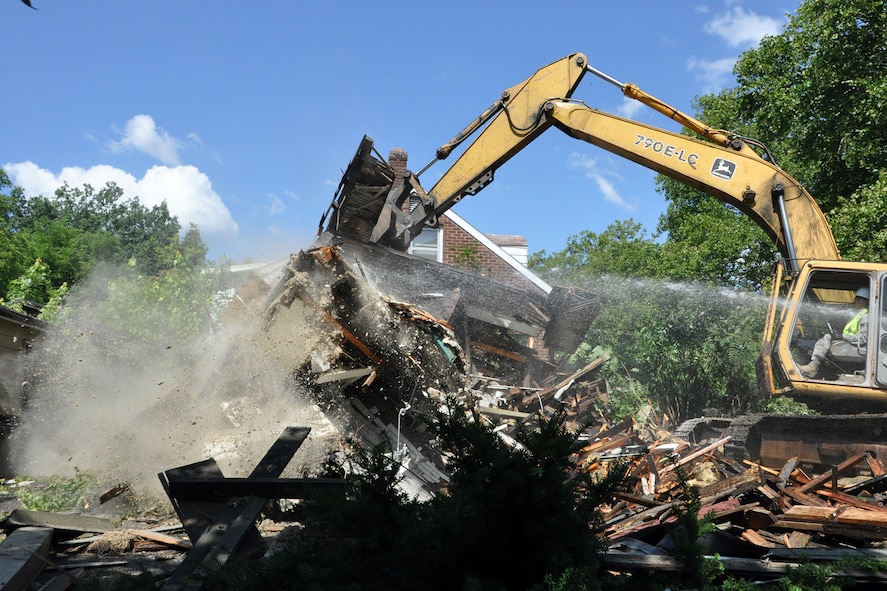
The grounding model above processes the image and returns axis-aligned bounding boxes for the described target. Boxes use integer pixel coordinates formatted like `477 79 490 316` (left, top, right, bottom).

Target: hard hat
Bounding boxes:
855 286 870 299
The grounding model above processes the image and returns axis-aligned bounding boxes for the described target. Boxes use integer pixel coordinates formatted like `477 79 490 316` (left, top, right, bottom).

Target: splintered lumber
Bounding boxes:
776 456 800 489
126 529 192 550
740 528 776 548
0 527 52 591
540 355 609 398
659 436 731 475
796 452 872 494
781 487 830 507
471 340 526 362
698 468 762 505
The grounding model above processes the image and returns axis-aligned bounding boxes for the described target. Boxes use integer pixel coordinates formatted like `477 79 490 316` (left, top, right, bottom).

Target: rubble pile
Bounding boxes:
4 238 887 588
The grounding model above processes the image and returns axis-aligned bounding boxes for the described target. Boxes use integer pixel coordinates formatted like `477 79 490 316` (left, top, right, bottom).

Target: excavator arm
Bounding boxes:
362 52 840 268
320 52 887 467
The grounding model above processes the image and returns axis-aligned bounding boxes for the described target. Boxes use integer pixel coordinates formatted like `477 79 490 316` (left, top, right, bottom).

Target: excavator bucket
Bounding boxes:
317 136 400 247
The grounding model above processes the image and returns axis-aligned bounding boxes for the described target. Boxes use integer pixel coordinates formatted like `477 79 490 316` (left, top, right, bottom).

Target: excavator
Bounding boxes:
319 52 887 469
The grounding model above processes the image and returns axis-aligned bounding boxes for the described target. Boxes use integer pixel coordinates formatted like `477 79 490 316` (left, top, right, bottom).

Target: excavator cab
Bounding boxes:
772 262 887 411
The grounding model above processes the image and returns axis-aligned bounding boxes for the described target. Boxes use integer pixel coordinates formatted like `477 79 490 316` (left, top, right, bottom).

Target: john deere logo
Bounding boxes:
710 158 736 180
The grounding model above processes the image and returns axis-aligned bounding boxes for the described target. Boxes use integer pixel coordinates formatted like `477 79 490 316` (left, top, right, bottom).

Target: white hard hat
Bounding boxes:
855 286 870 299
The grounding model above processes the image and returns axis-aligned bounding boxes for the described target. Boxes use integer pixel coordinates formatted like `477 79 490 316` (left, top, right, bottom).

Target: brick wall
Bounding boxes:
387 148 536 291
441 216 537 290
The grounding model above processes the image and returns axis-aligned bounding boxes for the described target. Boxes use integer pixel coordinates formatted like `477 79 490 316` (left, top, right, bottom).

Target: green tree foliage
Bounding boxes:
681 0 887 260
1 258 68 321
0 171 212 314
585 281 766 424
655 178 776 292
828 171 887 261
529 220 662 283
98 252 227 344
733 0 887 207
212 400 629 591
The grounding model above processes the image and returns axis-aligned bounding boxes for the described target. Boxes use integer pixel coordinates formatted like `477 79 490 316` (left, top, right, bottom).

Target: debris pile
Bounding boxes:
4 220 887 587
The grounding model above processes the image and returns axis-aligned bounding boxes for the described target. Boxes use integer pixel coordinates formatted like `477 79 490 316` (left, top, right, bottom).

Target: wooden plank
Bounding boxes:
784 531 812 549
776 456 799 489
740 528 776 548
698 468 761 504
782 505 843 521
583 434 633 454
0 527 52 591
163 477 346 501
796 452 869 494
781 486 830 507
866 453 886 476
603 551 887 582
816 488 887 512
601 552 792 577
126 529 192 550
6 510 113 533
659 436 731 474
313 366 375 384
162 426 311 591
771 519 887 540
475 406 531 419
832 507 887 527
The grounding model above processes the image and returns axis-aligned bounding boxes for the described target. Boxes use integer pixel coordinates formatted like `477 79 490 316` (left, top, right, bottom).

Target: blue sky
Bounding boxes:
3 0 798 262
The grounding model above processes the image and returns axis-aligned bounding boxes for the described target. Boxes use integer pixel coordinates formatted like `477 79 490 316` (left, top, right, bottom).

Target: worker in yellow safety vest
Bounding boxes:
798 286 869 378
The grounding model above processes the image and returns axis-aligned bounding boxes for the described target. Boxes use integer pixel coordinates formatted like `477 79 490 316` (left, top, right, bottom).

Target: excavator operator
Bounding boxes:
799 287 870 378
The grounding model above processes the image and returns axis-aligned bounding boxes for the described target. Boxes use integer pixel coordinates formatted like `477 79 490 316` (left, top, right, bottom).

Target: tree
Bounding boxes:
584 281 765 423
672 0 887 261
1 258 68 321
655 178 776 292
529 219 662 284
0 171 211 310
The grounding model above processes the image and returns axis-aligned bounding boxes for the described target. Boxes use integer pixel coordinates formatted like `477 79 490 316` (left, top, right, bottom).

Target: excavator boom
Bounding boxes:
320 53 887 462
361 53 839 270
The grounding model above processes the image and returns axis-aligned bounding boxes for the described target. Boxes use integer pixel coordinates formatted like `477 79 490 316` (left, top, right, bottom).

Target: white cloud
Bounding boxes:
109 115 183 165
266 193 286 215
704 6 783 48
687 4 786 92
687 55 738 93
567 152 636 212
617 97 645 120
3 161 238 246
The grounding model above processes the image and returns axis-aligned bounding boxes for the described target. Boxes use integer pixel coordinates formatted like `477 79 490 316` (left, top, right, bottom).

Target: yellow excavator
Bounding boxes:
320 52 887 468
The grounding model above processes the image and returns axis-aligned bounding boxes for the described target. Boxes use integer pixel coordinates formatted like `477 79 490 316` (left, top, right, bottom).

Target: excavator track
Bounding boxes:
676 413 887 472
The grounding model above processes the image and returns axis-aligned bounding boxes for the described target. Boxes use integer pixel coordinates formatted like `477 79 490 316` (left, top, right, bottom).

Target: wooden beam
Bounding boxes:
163 477 346 501
796 452 870 494
162 427 311 590
0 527 52 591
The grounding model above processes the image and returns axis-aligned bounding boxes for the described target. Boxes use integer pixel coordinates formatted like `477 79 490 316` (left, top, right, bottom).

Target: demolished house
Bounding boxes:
7 141 887 589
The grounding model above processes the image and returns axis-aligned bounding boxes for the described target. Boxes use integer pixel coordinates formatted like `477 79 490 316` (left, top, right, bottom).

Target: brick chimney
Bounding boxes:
388 148 412 215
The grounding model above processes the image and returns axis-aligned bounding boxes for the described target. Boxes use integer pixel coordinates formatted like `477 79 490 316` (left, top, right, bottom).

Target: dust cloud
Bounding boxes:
4 264 346 499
